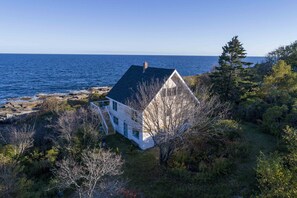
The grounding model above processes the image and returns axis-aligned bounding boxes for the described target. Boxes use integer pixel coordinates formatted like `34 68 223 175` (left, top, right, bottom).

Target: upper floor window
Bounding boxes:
168 87 177 96
162 87 178 97
112 101 117 111
177 87 182 95
161 89 166 97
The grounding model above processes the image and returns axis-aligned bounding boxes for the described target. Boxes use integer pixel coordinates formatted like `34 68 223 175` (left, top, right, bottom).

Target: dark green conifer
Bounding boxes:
210 36 253 103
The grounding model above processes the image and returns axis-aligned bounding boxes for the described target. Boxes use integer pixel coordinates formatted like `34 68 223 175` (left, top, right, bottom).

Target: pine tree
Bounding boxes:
210 36 252 103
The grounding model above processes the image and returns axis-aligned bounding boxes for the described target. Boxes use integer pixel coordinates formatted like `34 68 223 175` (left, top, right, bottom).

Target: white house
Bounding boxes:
92 63 198 150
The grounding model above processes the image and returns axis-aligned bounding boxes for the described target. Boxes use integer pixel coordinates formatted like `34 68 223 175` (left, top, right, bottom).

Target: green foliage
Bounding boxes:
282 126 297 168
210 36 254 103
67 98 88 107
40 98 74 114
170 119 244 178
256 126 297 197
88 92 107 102
262 105 288 136
267 40 297 69
215 119 242 140
256 152 297 197
254 40 297 78
45 148 59 164
0 144 18 159
238 60 297 136
262 60 297 96
237 97 268 122
210 157 232 176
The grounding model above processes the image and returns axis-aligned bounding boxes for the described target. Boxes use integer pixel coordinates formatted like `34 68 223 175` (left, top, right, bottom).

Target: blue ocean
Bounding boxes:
0 54 265 103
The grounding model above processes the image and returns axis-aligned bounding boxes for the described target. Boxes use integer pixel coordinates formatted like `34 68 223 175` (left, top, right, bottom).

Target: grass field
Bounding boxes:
105 123 277 198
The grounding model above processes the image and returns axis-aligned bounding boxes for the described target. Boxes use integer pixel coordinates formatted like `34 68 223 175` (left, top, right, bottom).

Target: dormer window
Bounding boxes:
112 101 117 111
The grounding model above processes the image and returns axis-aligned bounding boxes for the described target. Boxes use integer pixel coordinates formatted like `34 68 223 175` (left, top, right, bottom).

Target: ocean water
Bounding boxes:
0 54 265 103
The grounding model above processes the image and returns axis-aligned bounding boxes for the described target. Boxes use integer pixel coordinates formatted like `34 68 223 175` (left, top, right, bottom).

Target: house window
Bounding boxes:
167 88 172 96
161 89 166 97
131 110 138 122
161 87 179 97
113 116 119 125
112 101 117 111
172 87 177 96
177 87 182 95
167 87 177 96
132 129 140 139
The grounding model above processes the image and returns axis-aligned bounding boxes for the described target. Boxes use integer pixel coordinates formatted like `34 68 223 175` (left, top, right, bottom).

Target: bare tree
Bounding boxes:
53 148 124 198
0 125 35 157
52 107 102 151
128 78 228 166
0 159 20 197
0 125 34 197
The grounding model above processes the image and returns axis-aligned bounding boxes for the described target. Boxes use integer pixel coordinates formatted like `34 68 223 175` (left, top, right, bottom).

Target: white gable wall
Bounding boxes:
141 71 198 148
107 70 197 150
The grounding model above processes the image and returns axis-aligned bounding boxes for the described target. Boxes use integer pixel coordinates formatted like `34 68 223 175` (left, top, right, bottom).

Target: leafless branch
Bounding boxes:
51 107 102 151
127 77 228 165
53 148 124 198
1 125 35 157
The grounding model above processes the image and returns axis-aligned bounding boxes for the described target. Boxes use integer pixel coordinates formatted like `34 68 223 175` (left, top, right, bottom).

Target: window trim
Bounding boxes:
113 116 119 125
112 101 117 111
132 129 140 139
131 110 138 122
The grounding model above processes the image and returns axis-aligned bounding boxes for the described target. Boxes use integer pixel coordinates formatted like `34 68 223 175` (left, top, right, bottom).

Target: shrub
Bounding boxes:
262 105 288 135
89 93 106 101
215 119 242 140
256 152 297 197
40 98 73 114
171 119 246 178
67 98 88 107
210 157 232 176
237 98 268 122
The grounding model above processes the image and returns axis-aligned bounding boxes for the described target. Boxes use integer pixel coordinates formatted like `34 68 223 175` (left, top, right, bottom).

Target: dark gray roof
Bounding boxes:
107 65 175 106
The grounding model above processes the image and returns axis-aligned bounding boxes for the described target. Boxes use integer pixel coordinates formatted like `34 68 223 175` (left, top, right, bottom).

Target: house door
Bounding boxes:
123 122 128 137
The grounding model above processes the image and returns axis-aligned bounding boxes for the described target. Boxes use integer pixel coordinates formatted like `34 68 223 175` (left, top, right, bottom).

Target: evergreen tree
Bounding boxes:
210 36 252 103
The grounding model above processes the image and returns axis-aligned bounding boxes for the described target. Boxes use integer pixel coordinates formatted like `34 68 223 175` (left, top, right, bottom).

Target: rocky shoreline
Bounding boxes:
0 86 111 123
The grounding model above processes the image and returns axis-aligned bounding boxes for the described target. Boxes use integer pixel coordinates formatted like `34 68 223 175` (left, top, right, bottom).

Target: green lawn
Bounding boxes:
105 123 276 198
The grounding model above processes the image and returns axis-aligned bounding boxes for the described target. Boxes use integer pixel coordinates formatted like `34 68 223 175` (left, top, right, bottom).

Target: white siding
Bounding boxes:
106 70 197 150
107 98 152 150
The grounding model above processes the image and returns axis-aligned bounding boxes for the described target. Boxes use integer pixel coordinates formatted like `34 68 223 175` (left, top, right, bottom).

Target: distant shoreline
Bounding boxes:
0 53 265 57
0 87 111 106
0 54 265 105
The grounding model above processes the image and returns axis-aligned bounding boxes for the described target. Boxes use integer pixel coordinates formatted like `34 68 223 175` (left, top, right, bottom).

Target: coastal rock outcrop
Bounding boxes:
0 86 111 123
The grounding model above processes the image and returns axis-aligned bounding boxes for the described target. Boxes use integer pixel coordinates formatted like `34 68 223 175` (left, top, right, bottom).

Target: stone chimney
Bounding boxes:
143 61 148 73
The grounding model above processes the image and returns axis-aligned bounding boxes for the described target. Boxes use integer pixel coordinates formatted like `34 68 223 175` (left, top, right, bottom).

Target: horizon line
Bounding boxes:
0 52 266 57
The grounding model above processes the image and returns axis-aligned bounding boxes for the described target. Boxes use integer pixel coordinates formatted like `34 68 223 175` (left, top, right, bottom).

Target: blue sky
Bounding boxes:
0 0 296 56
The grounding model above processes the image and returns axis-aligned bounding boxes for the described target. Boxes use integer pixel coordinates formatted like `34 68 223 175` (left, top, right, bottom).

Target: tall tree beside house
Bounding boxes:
210 36 253 104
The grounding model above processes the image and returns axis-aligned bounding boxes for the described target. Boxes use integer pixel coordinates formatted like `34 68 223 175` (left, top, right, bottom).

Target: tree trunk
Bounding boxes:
159 144 173 167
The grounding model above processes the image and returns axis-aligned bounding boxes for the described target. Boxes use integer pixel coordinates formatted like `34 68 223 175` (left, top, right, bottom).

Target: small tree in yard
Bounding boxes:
128 79 228 166
0 124 35 158
0 125 35 197
53 148 124 198
52 107 102 153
